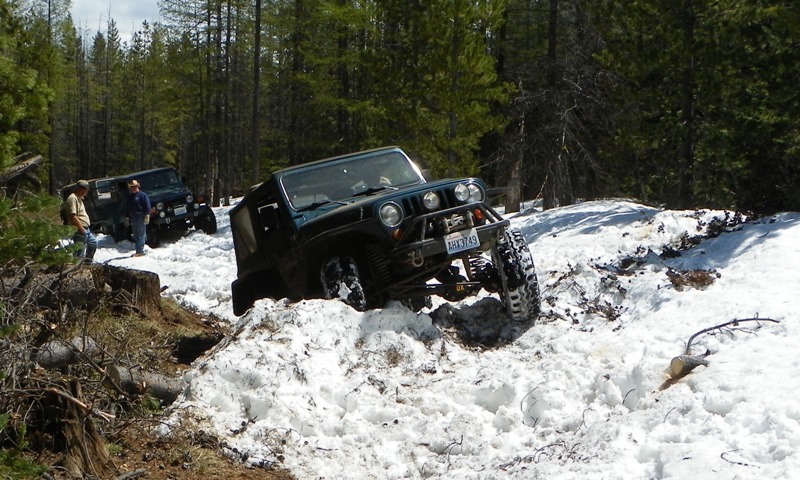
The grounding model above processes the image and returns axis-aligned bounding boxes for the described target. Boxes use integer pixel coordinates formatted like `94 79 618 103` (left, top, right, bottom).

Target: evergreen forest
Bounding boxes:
2 0 798 213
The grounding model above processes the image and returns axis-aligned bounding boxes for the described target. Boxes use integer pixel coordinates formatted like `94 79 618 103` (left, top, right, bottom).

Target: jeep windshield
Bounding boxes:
281 151 424 211
135 169 183 193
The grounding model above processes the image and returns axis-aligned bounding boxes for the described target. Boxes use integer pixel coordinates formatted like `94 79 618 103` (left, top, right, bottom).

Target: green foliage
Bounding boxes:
1 1 55 162
0 194 75 267
362 0 508 177
3 0 797 212
593 0 799 211
0 414 47 479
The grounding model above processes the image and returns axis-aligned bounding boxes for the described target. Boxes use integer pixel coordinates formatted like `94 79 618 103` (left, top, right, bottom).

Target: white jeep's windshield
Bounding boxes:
281 152 424 210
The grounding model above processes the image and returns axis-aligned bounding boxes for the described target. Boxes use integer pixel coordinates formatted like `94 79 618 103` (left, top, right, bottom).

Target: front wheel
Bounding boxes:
146 224 161 248
320 256 367 311
491 229 541 322
195 207 218 234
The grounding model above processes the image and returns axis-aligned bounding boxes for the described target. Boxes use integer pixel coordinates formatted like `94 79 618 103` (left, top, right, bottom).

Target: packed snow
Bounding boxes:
92 199 799 479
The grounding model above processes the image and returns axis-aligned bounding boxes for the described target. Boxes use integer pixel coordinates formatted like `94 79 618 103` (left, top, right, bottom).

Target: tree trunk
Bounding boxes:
251 0 262 184
505 120 524 214
543 0 561 210
0 154 43 195
676 0 696 209
36 337 99 370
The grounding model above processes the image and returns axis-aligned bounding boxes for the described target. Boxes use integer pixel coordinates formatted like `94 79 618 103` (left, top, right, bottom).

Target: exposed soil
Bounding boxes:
3 263 296 479
99 300 294 480
92 302 297 480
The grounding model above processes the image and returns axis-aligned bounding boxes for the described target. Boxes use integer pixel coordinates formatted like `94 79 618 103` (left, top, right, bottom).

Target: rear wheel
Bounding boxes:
110 223 127 242
321 256 367 311
491 229 541 322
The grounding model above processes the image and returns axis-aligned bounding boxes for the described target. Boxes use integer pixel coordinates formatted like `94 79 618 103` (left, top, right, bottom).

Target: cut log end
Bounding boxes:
669 354 709 379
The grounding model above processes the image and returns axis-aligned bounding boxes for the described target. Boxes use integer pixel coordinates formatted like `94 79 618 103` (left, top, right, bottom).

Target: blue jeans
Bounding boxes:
72 229 98 260
131 215 147 254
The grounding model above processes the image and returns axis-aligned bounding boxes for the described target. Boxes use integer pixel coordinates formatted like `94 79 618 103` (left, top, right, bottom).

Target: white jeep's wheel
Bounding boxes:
491 229 541 322
321 256 367 311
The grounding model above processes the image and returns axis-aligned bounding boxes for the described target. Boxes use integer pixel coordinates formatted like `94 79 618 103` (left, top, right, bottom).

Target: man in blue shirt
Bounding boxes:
127 179 151 257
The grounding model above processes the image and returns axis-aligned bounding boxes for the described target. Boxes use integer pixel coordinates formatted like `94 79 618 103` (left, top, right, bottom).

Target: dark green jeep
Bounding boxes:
229 146 540 320
61 167 217 247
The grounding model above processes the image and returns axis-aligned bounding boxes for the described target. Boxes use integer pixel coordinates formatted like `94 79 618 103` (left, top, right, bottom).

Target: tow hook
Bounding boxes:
410 249 424 267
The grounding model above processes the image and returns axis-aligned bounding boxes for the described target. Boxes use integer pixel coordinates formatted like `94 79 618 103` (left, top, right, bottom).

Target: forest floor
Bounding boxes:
99 301 294 480
13 271 295 480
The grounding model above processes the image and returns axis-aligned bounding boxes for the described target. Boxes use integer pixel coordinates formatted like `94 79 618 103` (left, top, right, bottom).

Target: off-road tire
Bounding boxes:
196 208 218 234
321 256 367 311
146 224 161 248
402 296 432 312
491 229 541 322
110 223 128 242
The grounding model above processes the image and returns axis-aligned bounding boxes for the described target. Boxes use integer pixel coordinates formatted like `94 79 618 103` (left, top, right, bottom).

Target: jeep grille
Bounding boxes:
399 187 460 216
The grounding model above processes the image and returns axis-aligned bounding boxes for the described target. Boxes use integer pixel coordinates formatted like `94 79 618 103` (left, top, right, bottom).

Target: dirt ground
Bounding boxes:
101 301 297 480
104 422 294 480
26 288 297 480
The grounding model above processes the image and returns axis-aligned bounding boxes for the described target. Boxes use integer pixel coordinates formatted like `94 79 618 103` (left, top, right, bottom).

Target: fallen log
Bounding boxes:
107 365 185 405
669 353 709 379
0 153 43 194
35 337 99 370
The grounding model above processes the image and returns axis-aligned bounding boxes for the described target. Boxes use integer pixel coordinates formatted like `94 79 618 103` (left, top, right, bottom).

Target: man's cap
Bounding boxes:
77 180 90 188
128 179 140 187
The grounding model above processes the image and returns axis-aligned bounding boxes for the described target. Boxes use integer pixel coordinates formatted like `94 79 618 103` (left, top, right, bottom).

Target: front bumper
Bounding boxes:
392 203 509 260
152 208 202 228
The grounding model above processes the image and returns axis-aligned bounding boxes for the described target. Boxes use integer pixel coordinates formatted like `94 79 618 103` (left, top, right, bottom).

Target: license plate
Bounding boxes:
445 228 479 254
174 205 187 216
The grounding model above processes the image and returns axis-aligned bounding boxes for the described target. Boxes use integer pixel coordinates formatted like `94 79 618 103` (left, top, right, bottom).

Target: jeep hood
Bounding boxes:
294 178 471 236
145 186 193 202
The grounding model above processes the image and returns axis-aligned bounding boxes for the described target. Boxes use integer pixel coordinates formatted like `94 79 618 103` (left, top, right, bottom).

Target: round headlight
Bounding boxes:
454 183 471 202
467 183 484 202
156 202 165 211
379 202 403 227
186 195 194 203
422 191 441 211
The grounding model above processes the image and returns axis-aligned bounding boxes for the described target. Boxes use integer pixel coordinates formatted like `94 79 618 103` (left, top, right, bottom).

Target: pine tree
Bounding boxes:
364 0 508 177
593 0 799 211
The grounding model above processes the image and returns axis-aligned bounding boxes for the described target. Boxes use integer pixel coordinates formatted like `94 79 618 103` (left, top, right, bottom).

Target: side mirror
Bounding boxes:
259 205 279 230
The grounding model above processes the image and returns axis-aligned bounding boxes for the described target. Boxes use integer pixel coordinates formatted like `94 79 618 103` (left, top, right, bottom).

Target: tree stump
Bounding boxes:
88 263 162 315
57 379 118 478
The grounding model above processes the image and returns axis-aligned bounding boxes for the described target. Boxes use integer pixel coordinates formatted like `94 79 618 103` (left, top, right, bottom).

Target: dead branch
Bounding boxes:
720 449 759 468
684 317 780 355
669 353 709 379
662 317 781 386
114 468 148 480
45 386 115 422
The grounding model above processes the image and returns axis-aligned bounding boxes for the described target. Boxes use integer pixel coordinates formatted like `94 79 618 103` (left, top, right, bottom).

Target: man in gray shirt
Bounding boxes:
65 179 98 260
